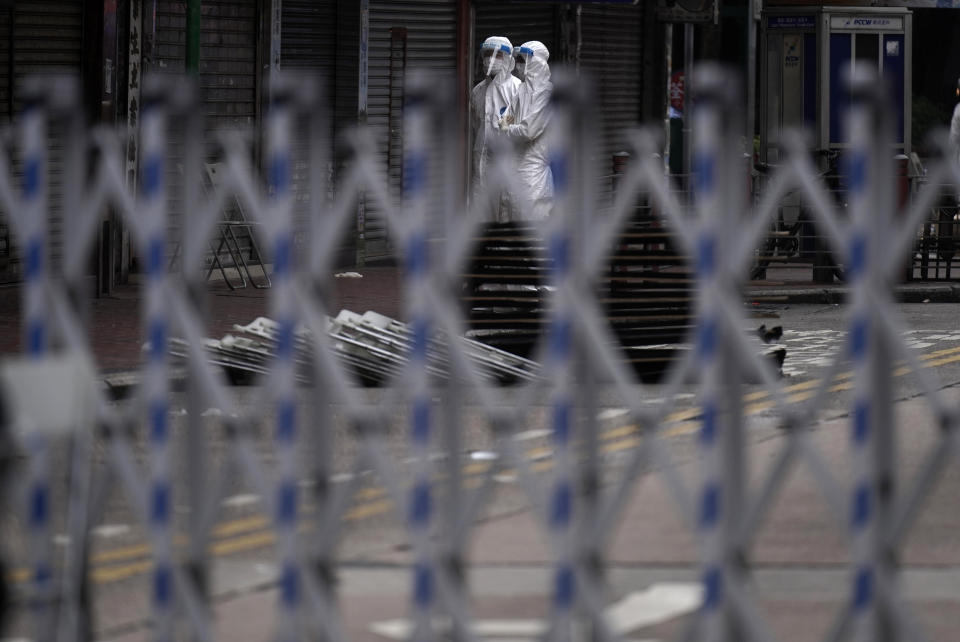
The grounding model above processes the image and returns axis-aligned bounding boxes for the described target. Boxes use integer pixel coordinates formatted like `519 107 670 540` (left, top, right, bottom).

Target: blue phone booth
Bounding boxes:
760 6 912 163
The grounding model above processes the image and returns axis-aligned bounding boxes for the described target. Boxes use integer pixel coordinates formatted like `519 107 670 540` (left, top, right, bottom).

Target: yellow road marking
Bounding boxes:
13 341 960 587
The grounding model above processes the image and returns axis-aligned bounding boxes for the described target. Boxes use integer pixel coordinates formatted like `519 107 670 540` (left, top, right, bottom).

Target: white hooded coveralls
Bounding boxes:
951 99 960 167
502 41 553 220
470 36 521 218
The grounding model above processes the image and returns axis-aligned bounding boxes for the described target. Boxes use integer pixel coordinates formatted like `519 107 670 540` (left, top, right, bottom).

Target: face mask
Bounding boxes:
515 61 526 81
486 56 503 78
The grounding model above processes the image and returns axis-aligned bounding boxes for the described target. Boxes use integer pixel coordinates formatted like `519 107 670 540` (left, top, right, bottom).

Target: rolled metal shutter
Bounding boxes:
152 1 259 265
154 0 258 131
0 9 13 282
281 0 339 261
365 0 457 262
0 10 10 124
281 0 338 73
0 1 83 284
580 4 645 182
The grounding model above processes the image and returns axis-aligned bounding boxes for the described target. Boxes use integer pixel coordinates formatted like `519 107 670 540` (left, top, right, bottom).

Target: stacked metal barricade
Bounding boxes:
0 64 958 642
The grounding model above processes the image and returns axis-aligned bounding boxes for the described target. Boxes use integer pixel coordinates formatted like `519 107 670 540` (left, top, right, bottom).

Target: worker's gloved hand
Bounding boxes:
498 114 514 131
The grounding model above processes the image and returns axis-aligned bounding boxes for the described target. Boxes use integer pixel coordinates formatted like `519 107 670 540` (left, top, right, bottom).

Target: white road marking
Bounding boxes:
512 429 550 441
369 619 545 641
222 494 260 508
369 582 700 640
93 524 130 538
254 563 275 576
598 408 629 421
605 582 702 633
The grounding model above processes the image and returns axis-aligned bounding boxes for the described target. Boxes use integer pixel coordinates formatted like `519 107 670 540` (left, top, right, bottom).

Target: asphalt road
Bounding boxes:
5 301 960 641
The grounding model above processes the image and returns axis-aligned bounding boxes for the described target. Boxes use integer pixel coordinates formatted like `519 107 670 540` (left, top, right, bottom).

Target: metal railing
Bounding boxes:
0 65 958 642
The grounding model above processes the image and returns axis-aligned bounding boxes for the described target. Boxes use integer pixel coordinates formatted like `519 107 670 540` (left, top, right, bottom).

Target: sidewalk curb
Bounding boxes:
747 284 960 305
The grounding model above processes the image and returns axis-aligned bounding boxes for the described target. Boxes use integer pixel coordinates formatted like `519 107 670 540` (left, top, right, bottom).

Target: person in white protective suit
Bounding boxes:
499 41 553 220
470 36 522 219
950 77 960 167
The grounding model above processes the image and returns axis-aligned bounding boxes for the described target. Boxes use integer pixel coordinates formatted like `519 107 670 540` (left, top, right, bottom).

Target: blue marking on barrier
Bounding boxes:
150 401 167 444
853 402 869 444
848 235 866 280
25 239 42 281
693 154 715 197
270 153 290 196
853 567 872 610
553 400 571 446
410 481 431 527
403 153 428 196
277 399 295 444
697 320 717 360
852 483 870 529
412 317 429 363
550 235 569 277
30 484 47 528
703 567 722 610
27 320 44 357
281 563 299 607
549 155 568 195
277 480 297 526
154 564 172 608
276 317 295 361
151 483 169 526
23 157 40 200
149 319 166 363
412 397 430 445
553 565 575 610
700 483 719 528
550 481 572 527
850 317 869 361
273 237 292 278
414 563 433 608
34 564 50 586
696 235 716 278
405 233 428 277
700 402 717 445
845 153 867 195
148 237 165 279
143 155 163 199
549 318 571 362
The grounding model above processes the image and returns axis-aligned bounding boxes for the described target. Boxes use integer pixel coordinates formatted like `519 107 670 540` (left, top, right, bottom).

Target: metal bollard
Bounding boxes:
16 80 55 642
544 68 593 642
138 79 177 642
265 82 302 642
689 63 748 642
400 71 437 642
843 65 897 642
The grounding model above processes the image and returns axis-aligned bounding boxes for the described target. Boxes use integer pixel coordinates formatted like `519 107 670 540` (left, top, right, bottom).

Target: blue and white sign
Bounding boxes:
767 15 816 30
830 16 904 30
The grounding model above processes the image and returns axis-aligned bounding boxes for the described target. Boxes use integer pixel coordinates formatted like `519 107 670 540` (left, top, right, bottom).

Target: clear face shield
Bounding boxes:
513 53 526 81
514 46 534 81
481 43 509 78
